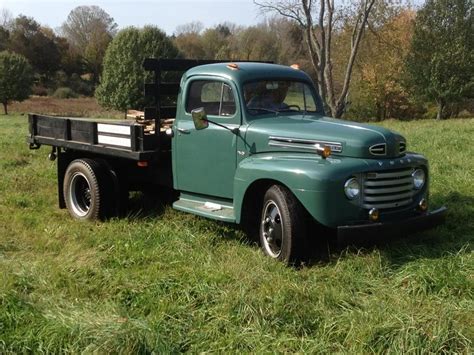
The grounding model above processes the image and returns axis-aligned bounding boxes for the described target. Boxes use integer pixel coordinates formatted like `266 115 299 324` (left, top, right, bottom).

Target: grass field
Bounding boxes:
8 97 123 118
0 112 473 353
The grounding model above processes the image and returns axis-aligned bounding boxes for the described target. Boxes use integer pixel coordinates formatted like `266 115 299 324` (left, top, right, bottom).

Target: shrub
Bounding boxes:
53 87 78 99
32 85 48 96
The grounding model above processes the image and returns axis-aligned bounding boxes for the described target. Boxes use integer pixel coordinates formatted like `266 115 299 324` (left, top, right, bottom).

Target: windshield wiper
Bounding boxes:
276 108 298 112
248 107 279 115
277 108 311 115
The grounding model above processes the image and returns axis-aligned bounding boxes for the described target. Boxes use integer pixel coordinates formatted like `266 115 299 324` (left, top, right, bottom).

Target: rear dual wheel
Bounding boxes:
63 159 114 220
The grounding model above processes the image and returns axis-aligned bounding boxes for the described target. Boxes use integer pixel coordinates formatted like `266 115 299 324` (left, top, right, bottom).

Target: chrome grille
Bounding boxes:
369 143 386 156
363 168 414 209
399 141 406 154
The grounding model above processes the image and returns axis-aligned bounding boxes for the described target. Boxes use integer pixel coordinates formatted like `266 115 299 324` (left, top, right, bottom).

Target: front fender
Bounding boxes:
233 152 371 226
233 152 429 228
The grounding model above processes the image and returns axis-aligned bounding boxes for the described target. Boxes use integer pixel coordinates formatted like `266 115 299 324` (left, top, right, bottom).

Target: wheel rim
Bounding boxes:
261 200 284 258
69 172 92 217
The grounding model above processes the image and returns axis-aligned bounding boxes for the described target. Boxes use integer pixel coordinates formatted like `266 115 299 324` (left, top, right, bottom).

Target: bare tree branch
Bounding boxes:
336 0 376 117
254 1 306 27
255 0 378 117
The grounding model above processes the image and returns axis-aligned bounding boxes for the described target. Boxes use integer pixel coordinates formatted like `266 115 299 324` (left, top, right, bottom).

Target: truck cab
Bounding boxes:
28 59 446 264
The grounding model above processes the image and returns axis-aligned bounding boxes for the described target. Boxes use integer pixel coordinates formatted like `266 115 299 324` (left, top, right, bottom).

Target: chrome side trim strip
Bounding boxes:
268 136 343 153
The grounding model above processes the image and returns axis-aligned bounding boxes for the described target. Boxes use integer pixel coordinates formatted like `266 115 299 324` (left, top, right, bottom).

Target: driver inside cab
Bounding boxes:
245 81 290 111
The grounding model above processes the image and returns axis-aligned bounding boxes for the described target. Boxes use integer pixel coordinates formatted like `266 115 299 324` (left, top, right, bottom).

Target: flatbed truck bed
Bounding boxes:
28 114 171 161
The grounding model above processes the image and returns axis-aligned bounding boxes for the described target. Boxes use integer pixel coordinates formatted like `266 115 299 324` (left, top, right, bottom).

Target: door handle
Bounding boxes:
177 128 190 134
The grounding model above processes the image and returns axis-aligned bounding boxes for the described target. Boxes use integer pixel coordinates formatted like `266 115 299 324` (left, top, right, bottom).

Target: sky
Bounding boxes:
0 0 263 34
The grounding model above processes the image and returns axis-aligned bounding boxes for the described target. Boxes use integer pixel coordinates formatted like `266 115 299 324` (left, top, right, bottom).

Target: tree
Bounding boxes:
174 21 206 59
0 8 13 28
61 6 118 83
267 18 307 66
8 16 61 79
255 0 378 118
347 9 420 120
175 21 204 36
406 0 474 119
95 26 180 112
232 24 279 61
0 51 33 114
0 26 9 51
201 23 237 59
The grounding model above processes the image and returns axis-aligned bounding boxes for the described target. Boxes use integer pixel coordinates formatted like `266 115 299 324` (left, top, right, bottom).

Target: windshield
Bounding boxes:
243 80 320 115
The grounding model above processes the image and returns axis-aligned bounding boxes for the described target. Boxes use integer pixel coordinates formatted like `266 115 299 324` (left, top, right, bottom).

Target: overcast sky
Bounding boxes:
0 0 263 34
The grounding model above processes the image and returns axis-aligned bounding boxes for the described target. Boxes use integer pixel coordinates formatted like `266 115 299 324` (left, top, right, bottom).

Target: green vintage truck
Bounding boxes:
28 59 446 263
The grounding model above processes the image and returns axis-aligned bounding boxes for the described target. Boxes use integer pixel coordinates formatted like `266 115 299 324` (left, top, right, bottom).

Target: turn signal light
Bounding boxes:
369 208 379 222
137 161 148 167
290 64 300 70
316 144 331 159
418 198 428 211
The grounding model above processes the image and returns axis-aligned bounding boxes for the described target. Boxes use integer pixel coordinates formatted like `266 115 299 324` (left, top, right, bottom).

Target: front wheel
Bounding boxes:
259 185 308 264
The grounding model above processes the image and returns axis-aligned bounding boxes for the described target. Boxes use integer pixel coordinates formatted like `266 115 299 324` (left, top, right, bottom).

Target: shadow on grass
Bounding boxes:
324 191 473 269
123 188 248 244
120 190 472 268
124 188 174 219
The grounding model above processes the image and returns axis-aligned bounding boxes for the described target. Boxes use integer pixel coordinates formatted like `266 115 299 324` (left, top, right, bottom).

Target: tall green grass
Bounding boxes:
0 115 472 353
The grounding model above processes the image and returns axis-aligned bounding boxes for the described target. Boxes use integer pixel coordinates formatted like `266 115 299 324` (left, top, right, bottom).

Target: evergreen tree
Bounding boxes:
95 26 180 112
0 50 33 114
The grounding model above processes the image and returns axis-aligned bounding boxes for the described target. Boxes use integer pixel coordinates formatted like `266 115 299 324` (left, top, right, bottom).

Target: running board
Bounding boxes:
172 193 236 223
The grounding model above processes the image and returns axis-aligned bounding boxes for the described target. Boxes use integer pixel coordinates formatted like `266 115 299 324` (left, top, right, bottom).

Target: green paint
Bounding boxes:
172 62 434 228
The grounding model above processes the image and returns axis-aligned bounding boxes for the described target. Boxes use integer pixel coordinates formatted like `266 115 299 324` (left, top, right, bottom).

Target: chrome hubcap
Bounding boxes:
69 172 91 217
261 201 283 258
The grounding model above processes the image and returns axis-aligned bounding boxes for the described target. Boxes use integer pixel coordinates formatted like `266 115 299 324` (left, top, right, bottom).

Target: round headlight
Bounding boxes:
412 168 426 190
344 178 360 199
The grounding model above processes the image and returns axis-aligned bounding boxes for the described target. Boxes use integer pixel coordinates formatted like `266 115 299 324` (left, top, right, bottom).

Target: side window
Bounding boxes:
186 80 236 117
201 82 221 103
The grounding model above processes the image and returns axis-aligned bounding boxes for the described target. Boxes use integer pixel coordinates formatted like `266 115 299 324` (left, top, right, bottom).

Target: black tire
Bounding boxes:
63 159 110 220
96 158 128 217
259 185 308 264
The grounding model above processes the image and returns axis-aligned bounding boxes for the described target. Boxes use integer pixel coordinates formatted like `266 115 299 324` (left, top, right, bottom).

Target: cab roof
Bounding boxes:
183 62 313 85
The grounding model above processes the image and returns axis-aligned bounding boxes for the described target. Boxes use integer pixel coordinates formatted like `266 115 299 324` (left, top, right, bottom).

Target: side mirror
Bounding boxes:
191 107 209 130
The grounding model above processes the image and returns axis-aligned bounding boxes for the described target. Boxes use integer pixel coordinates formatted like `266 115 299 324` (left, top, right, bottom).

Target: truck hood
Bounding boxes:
245 115 406 159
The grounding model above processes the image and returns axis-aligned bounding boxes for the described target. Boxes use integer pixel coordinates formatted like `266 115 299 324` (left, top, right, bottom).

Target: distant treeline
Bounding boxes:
0 0 472 120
